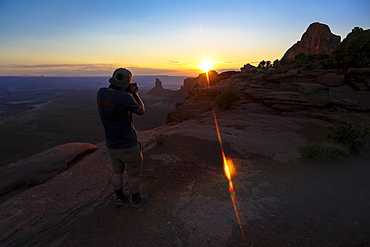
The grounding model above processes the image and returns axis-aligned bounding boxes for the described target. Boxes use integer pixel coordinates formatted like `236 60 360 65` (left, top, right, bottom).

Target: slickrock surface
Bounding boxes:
0 142 98 198
0 142 108 246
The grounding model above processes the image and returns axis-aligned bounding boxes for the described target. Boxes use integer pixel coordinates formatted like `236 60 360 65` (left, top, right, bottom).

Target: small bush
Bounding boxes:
324 99 341 107
155 133 166 145
298 142 349 162
326 120 370 155
215 88 242 109
304 88 313 95
281 84 294 90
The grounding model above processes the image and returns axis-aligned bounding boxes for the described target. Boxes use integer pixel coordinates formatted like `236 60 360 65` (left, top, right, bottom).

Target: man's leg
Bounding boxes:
112 172 123 190
128 177 140 194
112 172 130 206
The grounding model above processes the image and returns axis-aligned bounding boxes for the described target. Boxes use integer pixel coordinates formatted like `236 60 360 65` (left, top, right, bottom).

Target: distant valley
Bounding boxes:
0 76 188 166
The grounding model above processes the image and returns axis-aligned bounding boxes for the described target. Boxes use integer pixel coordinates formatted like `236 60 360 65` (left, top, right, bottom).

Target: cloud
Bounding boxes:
0 63 119 69
0 63 197 76
216 61 234 64
169 61 182 64
127 66 190 76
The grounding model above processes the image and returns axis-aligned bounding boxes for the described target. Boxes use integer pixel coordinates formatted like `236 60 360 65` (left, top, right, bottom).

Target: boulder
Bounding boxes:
316 73 344 87
347 67 370 91
0 142 98 198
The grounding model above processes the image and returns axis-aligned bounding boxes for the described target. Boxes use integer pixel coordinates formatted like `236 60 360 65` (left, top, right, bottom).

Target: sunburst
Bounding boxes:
198 58 214 73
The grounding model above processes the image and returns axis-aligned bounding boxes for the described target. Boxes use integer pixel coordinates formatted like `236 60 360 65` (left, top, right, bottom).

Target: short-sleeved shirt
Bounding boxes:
97 88 142 149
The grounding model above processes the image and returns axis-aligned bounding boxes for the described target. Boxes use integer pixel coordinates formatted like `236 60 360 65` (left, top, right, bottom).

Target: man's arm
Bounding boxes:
132 92 145 115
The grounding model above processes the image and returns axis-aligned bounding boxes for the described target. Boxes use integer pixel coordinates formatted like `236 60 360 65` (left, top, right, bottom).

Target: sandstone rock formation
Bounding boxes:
0 142 110 246
182 77 198 92
282 22 341 62
0 142 98 199
147 78 187 98
167 66 370 124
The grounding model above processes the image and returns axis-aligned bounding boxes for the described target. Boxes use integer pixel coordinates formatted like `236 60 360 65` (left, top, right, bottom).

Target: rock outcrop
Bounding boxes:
0 142 110 247
167 66 370 124
0 142 98 199
282 22 341 62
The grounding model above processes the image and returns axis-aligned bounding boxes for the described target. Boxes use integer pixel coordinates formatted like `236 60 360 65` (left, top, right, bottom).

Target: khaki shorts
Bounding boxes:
108 143 143 178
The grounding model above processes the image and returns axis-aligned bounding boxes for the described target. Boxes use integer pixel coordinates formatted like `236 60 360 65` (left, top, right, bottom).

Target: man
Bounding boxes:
97 68 148 208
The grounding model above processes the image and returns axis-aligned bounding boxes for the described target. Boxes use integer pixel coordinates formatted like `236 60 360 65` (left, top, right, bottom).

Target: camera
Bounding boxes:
125 83 138 94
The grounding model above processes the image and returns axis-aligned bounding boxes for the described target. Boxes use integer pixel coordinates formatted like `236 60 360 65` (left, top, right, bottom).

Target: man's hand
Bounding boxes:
132 92 145 115
131 83 139 94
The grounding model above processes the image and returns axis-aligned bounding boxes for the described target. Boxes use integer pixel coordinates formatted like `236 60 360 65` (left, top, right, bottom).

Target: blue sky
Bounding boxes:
0 0 369 76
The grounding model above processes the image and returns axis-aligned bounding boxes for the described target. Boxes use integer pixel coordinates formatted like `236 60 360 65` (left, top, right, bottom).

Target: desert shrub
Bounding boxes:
303 62 314 70
324 99 341 107
332 27 370 68
293 53 331 70
267 68 275 75
274 68 285 74
326 120 370 155
215 88 242 109
281 84 294 90
155 133 166 145
298 142 349 162
304 88 313 95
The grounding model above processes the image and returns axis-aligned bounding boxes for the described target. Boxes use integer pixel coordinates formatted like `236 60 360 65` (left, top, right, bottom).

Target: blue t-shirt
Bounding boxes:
97 88 142 149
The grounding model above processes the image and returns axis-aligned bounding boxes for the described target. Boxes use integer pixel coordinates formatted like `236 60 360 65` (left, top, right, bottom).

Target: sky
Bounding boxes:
0 0 369 77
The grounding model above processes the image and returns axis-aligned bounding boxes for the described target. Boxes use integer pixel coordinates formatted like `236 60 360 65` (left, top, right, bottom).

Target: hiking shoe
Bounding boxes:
116 191 130 206
131 194 149 208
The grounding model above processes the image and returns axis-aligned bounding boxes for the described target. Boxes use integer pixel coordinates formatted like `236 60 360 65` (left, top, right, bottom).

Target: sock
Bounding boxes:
132 192 141 202
115 188 124 199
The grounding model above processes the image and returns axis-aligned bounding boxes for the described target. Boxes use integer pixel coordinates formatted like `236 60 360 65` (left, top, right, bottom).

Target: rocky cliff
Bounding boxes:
282 22 341 62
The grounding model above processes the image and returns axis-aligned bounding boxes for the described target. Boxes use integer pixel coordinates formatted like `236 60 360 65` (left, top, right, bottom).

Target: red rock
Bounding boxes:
282 22 341 62
0 142 111 246
0 142 98 197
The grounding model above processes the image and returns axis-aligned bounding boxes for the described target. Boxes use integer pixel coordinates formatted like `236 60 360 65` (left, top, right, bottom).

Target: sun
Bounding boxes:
198 58 214 73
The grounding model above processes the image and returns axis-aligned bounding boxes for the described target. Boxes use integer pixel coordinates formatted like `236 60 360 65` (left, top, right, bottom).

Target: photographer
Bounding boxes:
97 68 148 208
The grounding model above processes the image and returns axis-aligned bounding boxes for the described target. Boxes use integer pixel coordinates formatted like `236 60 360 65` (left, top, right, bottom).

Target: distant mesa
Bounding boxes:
146 78 187 98
282 22 341 62
147 71 220 98
146 78 169 95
